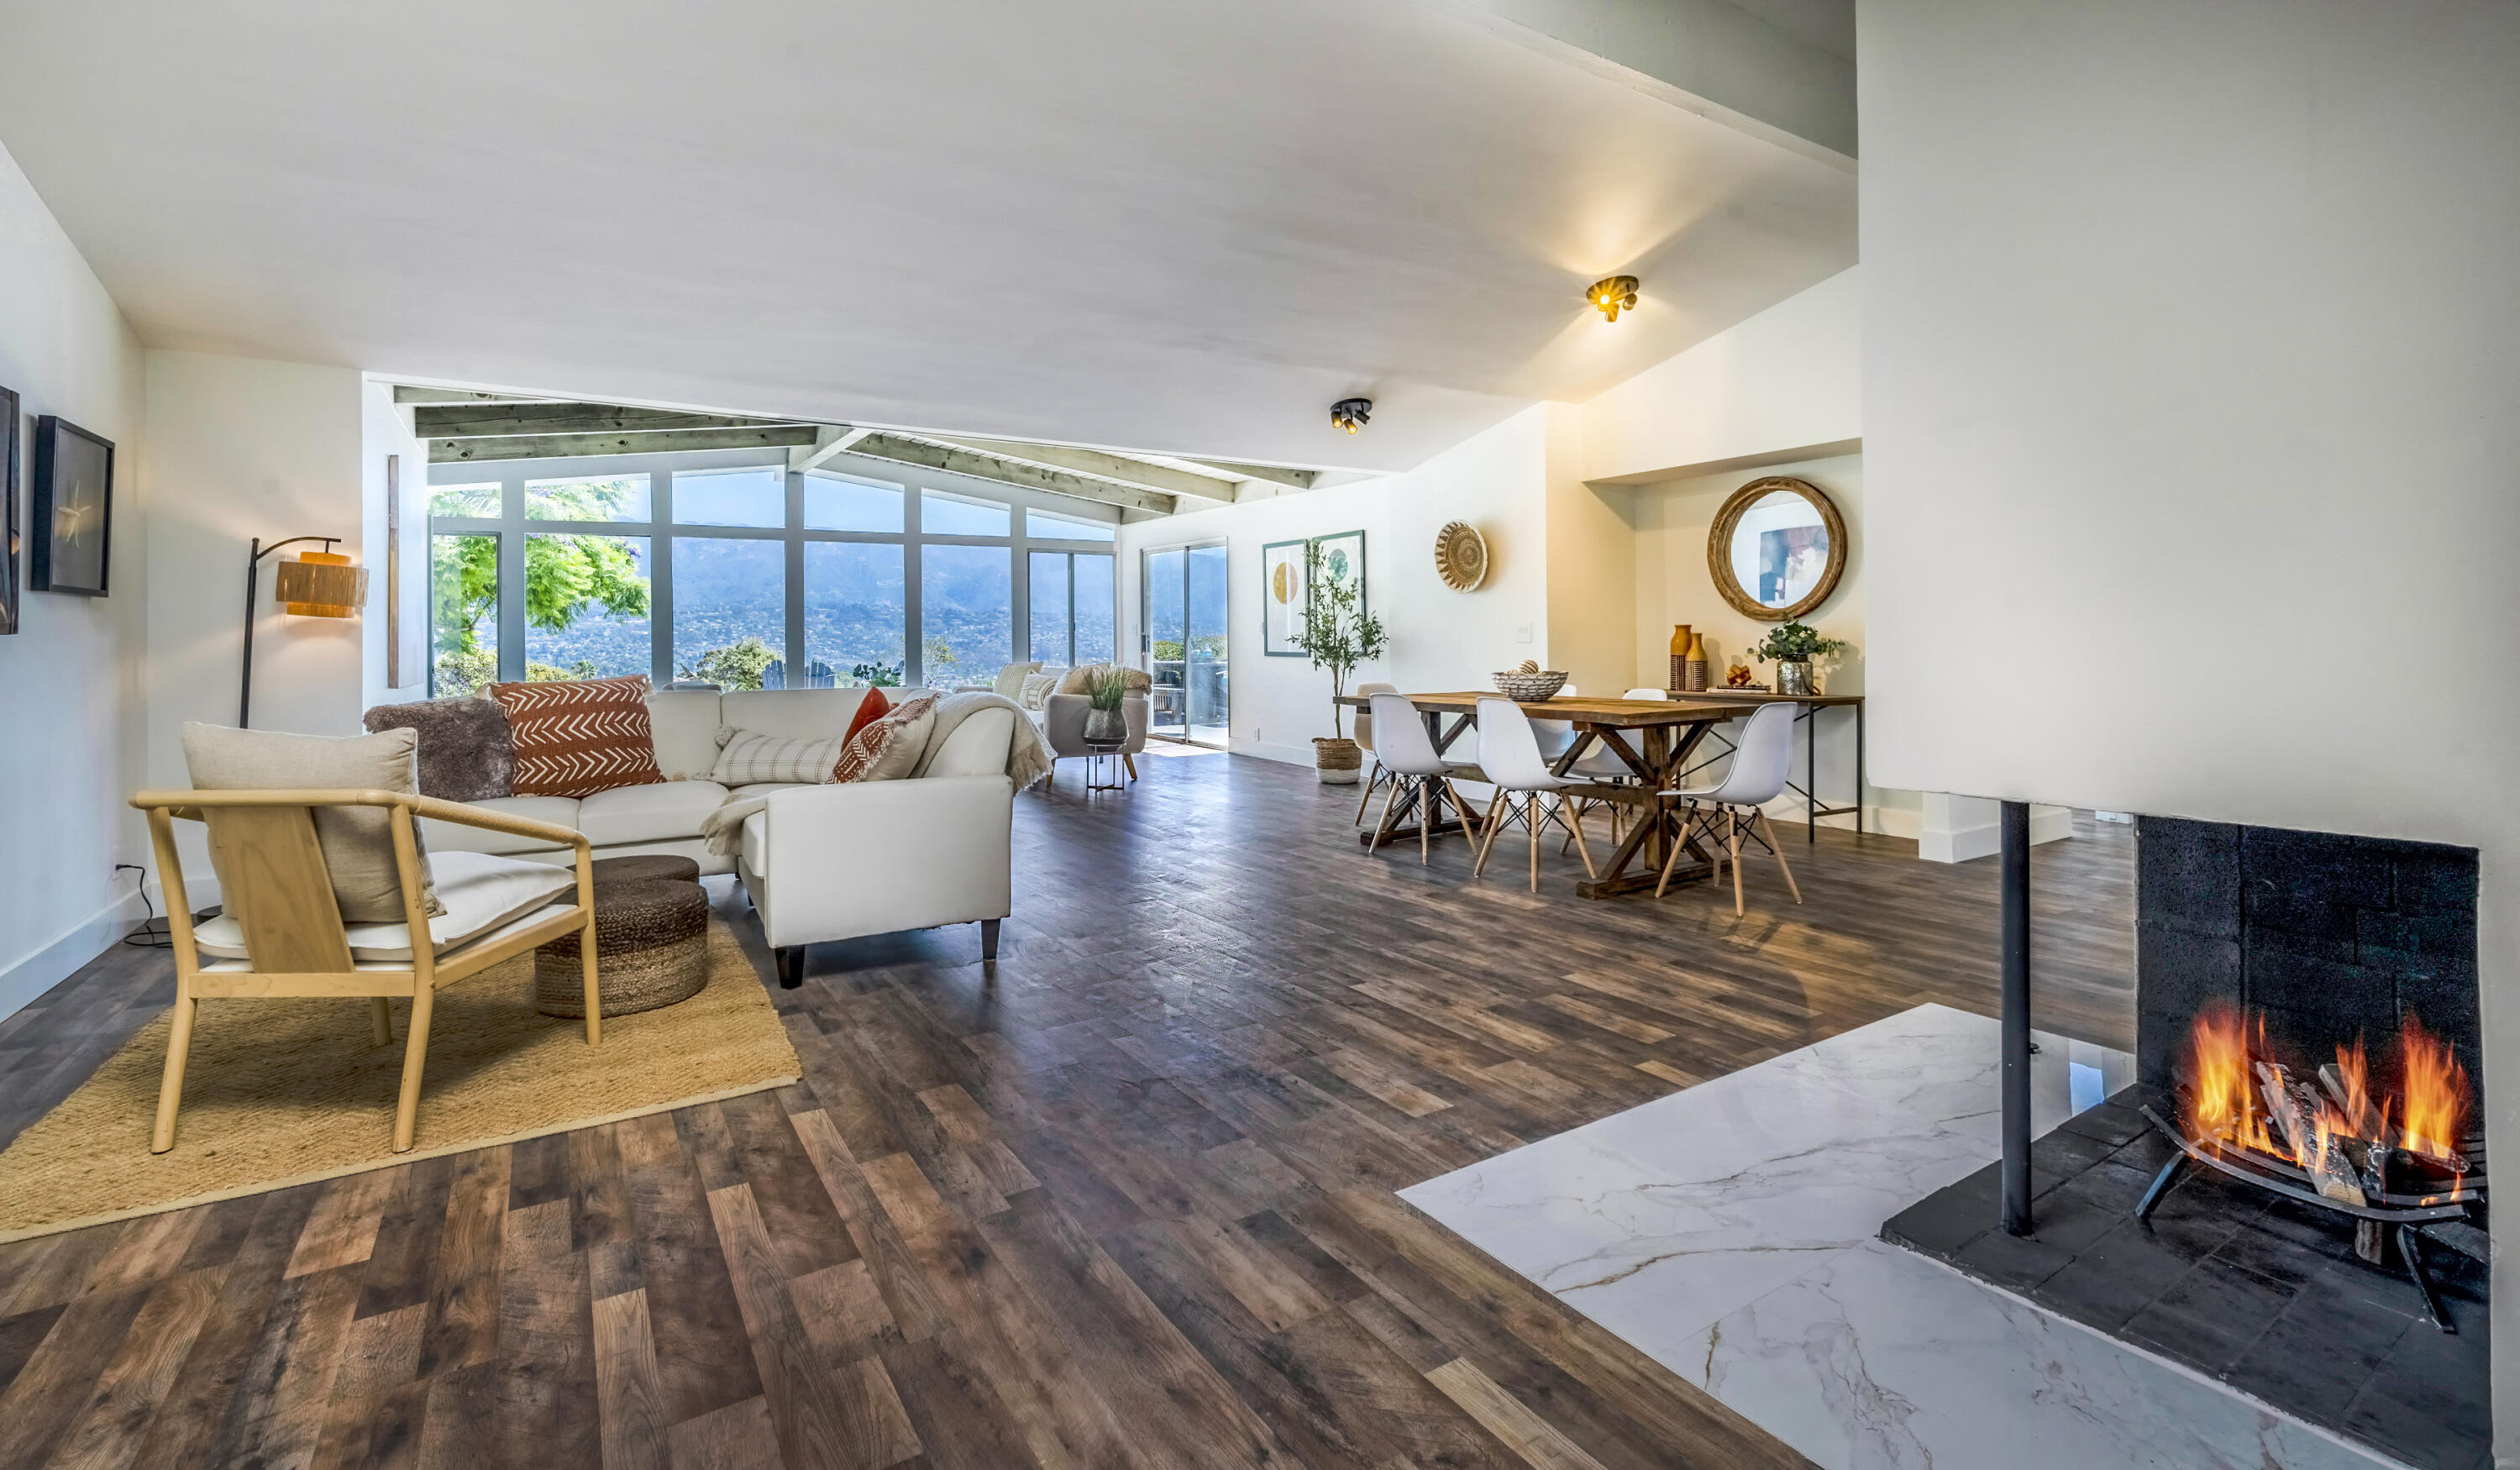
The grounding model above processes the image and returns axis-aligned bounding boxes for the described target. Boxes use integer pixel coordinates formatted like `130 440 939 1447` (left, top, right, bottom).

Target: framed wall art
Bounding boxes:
1261 537 1308 655
31 415 113 597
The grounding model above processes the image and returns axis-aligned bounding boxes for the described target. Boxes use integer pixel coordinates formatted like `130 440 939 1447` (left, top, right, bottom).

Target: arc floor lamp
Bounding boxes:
239 536 367 727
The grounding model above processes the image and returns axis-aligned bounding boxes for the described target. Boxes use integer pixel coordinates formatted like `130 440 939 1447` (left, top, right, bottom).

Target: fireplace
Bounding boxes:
1884 815 2490 1467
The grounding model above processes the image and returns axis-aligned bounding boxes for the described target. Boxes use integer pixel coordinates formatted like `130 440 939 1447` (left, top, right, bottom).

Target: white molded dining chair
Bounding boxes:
1473 697 1598 891
1654 700 1804 913
1364 693 1478 864
1352 680 1400 825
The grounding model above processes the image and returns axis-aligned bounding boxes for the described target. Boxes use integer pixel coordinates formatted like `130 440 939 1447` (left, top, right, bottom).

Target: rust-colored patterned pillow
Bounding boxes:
832 691 938 783
487 675 665 797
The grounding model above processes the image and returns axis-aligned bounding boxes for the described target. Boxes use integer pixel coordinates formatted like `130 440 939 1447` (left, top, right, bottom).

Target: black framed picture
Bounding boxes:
31 415 112 597
0 386 18 634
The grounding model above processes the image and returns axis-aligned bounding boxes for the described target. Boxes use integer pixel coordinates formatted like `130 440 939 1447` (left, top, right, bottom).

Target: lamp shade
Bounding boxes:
276 551 368 617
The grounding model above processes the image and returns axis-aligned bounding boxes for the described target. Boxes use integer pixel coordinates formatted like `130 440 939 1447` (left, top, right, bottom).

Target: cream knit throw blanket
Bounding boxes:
700 691 1051 855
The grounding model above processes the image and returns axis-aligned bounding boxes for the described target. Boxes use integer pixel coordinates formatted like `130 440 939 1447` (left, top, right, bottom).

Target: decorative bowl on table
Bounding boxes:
1491 669 1569 701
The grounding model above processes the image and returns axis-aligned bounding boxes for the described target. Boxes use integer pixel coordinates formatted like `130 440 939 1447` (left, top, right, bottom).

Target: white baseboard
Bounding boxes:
1238 739 1318 768
1917 805 2073 864
0 890 149 1026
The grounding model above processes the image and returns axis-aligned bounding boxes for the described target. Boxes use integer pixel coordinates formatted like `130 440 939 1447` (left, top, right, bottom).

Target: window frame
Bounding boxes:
428 444 1122 691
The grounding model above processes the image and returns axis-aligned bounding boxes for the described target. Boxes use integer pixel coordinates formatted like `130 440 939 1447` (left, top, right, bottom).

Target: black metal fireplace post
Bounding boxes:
2000 800 2034 1235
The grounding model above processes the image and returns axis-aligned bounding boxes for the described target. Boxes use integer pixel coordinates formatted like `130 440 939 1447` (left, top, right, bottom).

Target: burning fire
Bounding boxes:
2401 1014 2470 1163
2181 1003 2470 1177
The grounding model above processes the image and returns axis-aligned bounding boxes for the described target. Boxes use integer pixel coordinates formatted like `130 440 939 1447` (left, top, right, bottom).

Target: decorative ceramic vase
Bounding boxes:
1684 632 1709 692
1776 661 1816 696
1084 706 1127 743
1313 736 1363 784
1668 624 1691 692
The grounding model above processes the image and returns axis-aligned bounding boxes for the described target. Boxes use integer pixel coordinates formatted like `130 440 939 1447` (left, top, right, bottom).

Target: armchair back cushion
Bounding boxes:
360 696 513 802
181 722 445 922
490 675 664 797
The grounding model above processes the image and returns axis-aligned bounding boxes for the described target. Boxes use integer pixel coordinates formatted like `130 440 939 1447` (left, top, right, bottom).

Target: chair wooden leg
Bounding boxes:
369 996 394 1047
1473 792 1509 876
1419 778 1434 865
1758 811 1804 904
1353 764 1383 825
392 984 436 1154
1123 753 1139 782
1729 811 1746 916
1528 797 1541 892
580 915 603 1046
1653 805 1693 898
1368 779 1405 853
150 991 197 1154
1564 797 1599 880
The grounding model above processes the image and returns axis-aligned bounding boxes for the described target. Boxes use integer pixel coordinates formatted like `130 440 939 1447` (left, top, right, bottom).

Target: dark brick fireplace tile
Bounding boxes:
2028 1125 2121 1179
2024 1161 2155 1254
2349 1314 2495 1470
2055 1100 2151 1147
2223 1286 2417 1435
2242 890 2363 964
2242 826 2396 909
2134 926 2242 1014
2119 1255 2292 1373
2386 841 2481 914
1880 1162 1998 1257
2033 1221 2202 1329
2135 817 2240 936
1953 1224 2073 1294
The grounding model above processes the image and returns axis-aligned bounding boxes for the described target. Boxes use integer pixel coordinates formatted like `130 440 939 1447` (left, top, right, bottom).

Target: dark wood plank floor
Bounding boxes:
0 754 2133 1468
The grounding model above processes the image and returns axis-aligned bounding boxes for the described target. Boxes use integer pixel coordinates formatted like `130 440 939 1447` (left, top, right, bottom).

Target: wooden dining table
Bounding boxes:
1333 691 1767 898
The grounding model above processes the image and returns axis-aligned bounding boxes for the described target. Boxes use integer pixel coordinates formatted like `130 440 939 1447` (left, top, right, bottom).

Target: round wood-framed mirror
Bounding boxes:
1706 475 1846 622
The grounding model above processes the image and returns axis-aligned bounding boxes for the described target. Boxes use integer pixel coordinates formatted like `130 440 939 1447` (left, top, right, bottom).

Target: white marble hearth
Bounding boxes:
1399 1004 2402 1470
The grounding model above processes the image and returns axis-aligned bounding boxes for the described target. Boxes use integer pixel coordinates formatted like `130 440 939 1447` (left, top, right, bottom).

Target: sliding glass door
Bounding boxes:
1142 540 1228 745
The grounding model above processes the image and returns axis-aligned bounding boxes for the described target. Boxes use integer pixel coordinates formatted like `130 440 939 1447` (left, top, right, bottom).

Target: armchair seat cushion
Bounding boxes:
578 780 730 847
193 851 580 963
422 795 580 855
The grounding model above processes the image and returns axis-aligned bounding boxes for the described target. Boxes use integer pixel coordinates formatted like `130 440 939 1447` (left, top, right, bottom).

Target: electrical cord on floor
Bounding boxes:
117 862 176 948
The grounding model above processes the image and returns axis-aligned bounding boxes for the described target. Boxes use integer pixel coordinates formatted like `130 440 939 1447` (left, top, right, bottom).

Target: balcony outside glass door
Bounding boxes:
1143 540 1228 746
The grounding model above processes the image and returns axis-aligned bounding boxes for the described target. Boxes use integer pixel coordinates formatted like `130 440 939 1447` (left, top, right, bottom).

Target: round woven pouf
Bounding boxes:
587 853 702 886
535 875 708 1018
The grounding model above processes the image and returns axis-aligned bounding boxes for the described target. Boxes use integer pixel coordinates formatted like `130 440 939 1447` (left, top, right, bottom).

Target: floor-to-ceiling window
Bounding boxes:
1142 539 1228 745
428 448 1120 695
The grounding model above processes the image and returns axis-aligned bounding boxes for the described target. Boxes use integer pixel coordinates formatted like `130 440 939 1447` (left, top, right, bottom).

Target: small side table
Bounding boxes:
1083 738 1129 791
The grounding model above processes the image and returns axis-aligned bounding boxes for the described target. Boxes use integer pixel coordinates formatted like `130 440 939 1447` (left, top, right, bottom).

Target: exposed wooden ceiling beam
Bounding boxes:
429 424 818 463
1187 458 1317 491
929 435 1233 504
415 403 794 438
848 433 1176 517
790 426 876 473
394 386 578 406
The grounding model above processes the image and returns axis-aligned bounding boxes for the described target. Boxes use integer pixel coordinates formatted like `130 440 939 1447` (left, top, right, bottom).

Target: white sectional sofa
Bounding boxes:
420 687 1016 984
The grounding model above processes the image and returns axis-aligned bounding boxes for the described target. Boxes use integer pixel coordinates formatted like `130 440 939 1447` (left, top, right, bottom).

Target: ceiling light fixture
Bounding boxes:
1331 397 1373 435
1587 275 1641 323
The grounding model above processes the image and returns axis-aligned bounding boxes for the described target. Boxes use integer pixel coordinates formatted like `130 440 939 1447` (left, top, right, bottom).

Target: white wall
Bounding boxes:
141 351 367 890
1582 264 1860 485
0 140 150 1021
1857 0 2520 1445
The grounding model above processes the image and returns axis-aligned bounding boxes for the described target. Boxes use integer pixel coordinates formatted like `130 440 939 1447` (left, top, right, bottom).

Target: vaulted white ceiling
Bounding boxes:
0 0 1856 472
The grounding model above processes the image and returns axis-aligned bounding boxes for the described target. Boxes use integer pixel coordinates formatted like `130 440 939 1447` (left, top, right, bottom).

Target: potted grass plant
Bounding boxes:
1749 620 1846 696
1295 540 1388 783
1083 666 1131 743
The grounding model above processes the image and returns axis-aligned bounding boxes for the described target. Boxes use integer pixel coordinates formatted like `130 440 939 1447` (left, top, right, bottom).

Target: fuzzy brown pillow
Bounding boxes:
363 697 515 803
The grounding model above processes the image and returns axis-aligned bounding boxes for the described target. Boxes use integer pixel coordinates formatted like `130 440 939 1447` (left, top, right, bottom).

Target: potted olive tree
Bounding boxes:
1749 620 1846 696
1295 540 1387 784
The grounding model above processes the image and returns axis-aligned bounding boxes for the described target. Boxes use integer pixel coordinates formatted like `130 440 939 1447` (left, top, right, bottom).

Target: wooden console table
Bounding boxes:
1662 690 1866 842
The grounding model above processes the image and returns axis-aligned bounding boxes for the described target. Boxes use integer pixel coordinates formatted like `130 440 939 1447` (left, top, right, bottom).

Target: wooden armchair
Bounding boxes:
129 787 601 1155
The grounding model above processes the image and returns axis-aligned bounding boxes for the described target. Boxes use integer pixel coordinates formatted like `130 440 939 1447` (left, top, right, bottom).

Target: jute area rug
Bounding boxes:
0 917 800 1242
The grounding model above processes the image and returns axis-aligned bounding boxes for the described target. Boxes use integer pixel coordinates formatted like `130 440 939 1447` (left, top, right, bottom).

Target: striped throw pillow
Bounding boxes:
711 727 851 786
487 675 665 797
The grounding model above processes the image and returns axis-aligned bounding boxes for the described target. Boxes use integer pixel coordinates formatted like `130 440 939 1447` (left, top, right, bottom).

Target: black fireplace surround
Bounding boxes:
1884 816 2490 1468
2136 816 2481 1100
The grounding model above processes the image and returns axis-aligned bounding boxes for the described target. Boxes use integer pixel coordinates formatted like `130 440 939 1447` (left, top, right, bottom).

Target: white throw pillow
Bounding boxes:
1018 673 1058 710
191 851 576 963
992 661 1041 699
711 726 848 785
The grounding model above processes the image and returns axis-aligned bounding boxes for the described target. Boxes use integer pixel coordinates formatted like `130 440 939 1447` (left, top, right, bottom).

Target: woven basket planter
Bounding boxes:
1313 736 1363 785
